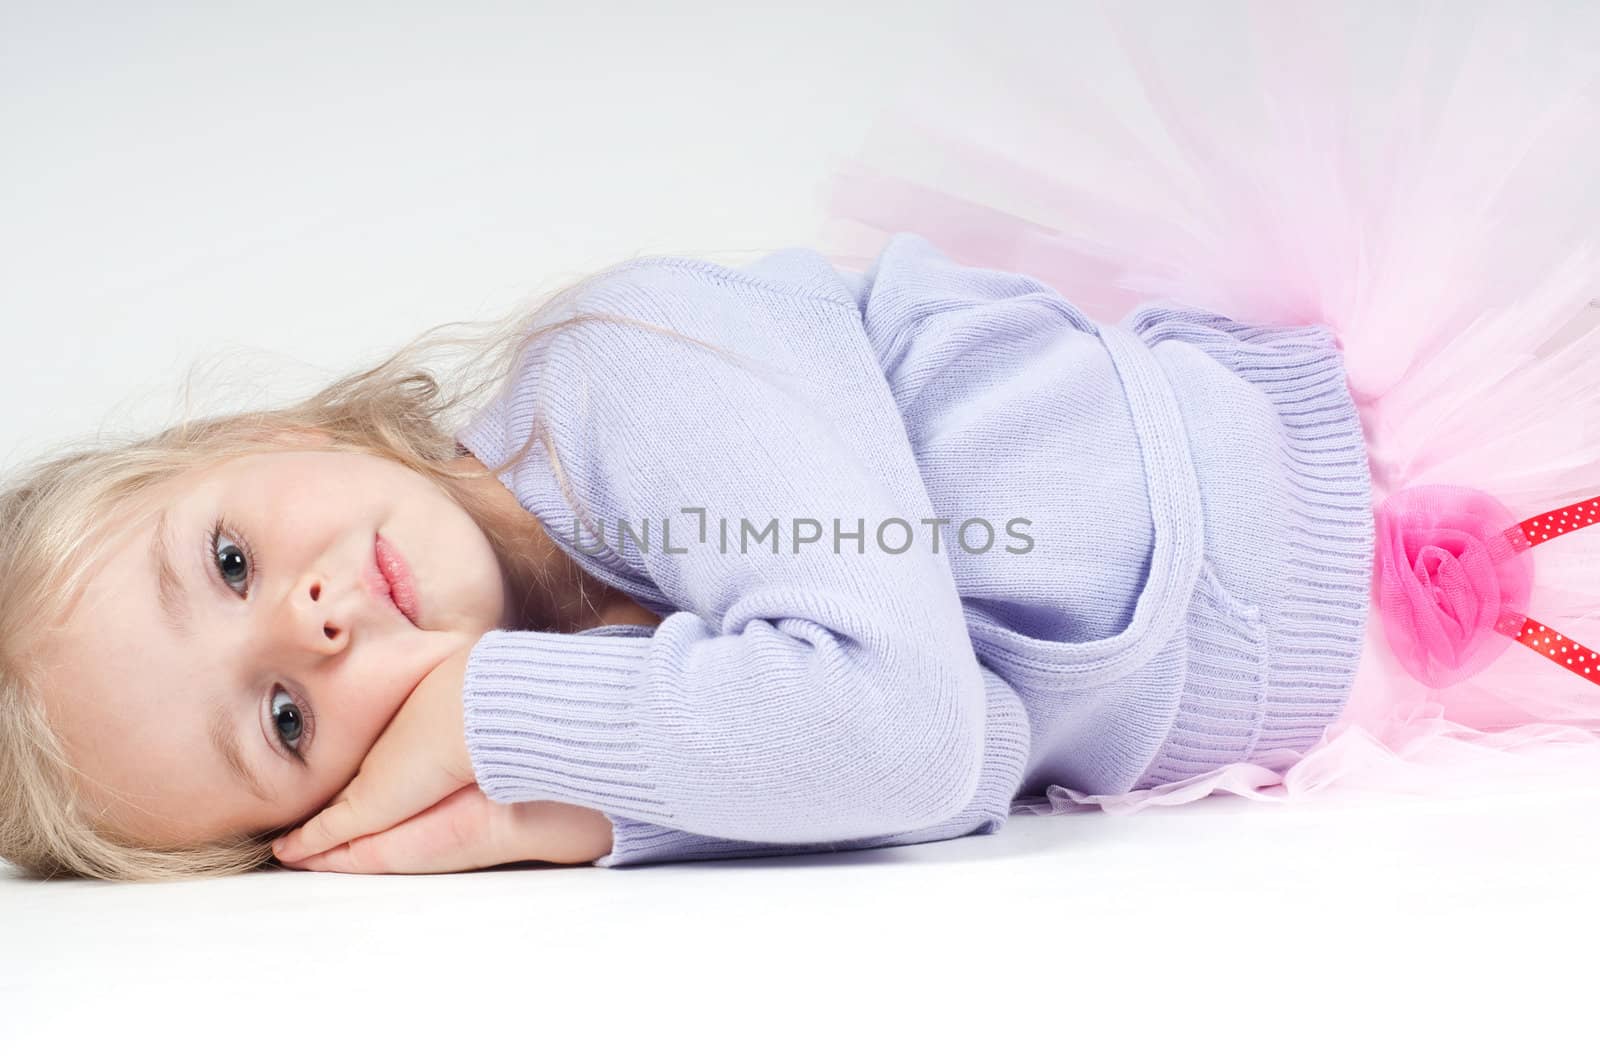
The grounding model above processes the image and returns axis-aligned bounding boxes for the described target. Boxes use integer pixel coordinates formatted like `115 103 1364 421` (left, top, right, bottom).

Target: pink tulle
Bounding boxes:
813 0 1600 811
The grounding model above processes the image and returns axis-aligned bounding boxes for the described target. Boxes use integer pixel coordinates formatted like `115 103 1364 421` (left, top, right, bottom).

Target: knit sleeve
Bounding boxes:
474 626 1030 868
458 265 992 864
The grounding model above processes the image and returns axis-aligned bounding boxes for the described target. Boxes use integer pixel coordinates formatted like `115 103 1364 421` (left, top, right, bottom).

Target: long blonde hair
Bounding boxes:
0 251 784 882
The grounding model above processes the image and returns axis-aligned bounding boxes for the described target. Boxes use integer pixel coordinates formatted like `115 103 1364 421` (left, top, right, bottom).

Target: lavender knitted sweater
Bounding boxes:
453 232 1374 868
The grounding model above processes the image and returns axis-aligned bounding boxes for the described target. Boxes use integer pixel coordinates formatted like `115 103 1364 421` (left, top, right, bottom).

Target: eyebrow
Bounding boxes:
151 506 273 804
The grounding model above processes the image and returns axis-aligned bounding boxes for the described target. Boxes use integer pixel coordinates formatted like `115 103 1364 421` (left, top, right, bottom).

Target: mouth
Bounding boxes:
373 534 420 627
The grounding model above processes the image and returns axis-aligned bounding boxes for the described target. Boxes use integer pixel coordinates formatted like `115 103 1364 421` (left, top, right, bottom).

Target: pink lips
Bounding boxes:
373 534 420 627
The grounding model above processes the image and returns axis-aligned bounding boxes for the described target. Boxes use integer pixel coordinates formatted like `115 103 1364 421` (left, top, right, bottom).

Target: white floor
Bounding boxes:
4 1 1597 1056
7 787 1600 1055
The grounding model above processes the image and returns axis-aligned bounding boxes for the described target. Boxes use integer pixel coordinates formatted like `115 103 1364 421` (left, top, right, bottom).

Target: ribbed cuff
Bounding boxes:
463 628 669 816
1128 306 1375 787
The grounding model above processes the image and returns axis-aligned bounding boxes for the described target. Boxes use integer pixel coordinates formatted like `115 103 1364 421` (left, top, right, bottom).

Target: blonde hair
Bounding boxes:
0 251 792 882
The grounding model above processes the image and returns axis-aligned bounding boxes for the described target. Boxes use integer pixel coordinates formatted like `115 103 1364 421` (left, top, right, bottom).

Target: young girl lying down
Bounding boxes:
0 228 1390 881
10 0 1600 885
9 202 1596 883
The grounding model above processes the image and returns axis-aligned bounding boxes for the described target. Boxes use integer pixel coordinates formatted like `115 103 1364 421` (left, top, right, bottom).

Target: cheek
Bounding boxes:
343 688 404 758
345 660 433 751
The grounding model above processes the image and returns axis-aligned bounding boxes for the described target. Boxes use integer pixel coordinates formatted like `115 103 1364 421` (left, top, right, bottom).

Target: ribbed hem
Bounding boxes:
1128 305 1375 788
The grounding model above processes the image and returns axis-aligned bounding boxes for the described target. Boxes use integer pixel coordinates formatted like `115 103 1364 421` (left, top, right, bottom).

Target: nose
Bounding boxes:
277 570 353 659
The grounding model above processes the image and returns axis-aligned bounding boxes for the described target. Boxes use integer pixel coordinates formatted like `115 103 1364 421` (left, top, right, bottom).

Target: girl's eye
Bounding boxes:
212 526 249 593
270 687 307 752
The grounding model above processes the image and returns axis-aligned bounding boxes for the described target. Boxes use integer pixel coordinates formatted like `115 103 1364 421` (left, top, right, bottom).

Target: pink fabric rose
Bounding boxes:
1372 483 1533 688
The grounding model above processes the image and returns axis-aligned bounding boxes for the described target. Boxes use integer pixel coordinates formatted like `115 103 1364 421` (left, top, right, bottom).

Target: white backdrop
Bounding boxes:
4 1 1598 1057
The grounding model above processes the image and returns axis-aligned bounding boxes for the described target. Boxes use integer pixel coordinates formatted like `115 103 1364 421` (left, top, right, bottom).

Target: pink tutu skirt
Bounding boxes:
815 0 1600 812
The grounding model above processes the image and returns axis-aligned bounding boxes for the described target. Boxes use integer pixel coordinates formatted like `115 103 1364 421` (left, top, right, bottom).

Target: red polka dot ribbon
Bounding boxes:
1496 493 1600 685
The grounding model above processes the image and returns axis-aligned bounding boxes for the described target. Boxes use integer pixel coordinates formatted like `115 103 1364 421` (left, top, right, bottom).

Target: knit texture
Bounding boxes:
454 232 1374 867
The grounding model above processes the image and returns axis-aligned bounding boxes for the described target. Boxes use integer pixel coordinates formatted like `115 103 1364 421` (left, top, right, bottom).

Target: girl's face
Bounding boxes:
38 443 520 848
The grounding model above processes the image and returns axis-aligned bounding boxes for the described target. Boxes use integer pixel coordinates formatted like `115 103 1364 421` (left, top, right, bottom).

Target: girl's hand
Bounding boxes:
271 644 479 865
274 786 614 874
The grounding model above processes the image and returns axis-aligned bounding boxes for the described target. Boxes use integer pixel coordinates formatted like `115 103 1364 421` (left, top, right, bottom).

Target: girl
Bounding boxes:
5 0 1598 881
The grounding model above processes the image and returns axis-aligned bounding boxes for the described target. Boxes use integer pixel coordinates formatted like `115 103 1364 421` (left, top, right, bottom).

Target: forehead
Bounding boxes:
37 474 243 842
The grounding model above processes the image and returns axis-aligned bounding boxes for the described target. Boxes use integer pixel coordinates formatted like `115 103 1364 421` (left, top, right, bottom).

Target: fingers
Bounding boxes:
276 786 507 875
271 792 613 874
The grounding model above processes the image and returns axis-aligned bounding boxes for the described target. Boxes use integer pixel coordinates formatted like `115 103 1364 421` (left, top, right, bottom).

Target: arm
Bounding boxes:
525 623 1032 869
458 263 991 853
